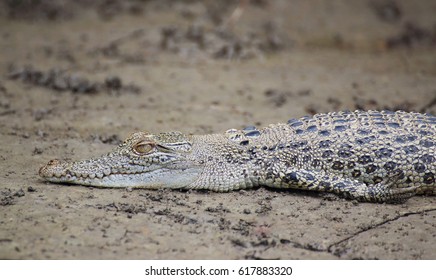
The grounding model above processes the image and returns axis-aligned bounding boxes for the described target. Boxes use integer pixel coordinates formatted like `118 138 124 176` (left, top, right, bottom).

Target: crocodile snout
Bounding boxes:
39 159 68 178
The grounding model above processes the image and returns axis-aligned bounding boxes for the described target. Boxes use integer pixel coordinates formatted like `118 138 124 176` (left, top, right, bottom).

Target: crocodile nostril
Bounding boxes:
48 159 60 165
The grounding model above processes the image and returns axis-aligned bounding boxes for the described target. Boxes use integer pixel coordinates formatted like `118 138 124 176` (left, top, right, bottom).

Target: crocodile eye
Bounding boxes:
133 142 154 155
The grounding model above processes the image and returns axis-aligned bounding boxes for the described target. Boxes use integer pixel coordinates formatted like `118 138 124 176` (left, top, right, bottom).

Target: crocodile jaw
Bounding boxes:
39 159 201 189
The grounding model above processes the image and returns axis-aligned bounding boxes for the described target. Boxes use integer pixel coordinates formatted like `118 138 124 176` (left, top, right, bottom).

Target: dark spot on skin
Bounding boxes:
416 119 426 124
312 159 320 168
369 112 383 117
322 150 334 158
305 173 315 181
319 130 330 136
243 125 256 131
373 176 383 184
419 139 434 148
403 145 419 154
268 145 276 151
340 143 353 149
306 125 317 132
333 119 347 124
245 130 261 137
375 148 393 158
414 163 426 173
365 164 378 174
347 161 356 169
394 135 407 143
320 181 331 191
334 125 348 132
287 118 299 124
319 140 332 148
334 182 347 189
419 130 433 136
372 113 385 118
295 129 304 135
298 141 308 147
358 155 373 165
384 161 397 171
240 140 249 146
290 141 307 149
378 130 389 135
262 146 268 150
290 121 303 127
301 147 311 153
356 136 376 145
351 170 361 178
357 129 370 135
423 172 434 184
420 154 434 164
285 172 299 183
303 155 311 162
395 170 405 180
395 134 417 143
374 122 386 127
387 122 400 128
338 149 352 158
332 161 344 170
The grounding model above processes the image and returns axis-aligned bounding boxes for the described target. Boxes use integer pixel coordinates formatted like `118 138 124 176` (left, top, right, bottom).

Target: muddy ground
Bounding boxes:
0 0 436 260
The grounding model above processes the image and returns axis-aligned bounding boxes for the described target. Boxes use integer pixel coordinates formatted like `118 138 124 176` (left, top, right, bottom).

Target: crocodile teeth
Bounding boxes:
77 173 88 179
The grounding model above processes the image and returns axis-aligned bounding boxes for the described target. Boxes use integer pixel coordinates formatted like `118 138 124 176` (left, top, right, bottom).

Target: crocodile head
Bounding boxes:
39 131 202 188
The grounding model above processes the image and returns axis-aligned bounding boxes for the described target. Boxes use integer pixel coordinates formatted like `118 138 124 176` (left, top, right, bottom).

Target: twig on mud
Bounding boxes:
222 0 249 29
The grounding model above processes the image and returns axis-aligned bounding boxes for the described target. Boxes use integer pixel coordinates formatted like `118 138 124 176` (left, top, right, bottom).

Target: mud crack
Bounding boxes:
327 207 436 257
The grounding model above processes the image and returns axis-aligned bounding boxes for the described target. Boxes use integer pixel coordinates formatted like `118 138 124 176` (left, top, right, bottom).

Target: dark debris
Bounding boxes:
264 89 311 108
386 22 436 49
0 189 25 206
7 65 141 95
370 1 402 23
160 22 288 60
89 134 122 145
205 203 231 213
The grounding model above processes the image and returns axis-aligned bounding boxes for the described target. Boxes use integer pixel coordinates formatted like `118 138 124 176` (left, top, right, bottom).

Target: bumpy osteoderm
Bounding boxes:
39 110 436 203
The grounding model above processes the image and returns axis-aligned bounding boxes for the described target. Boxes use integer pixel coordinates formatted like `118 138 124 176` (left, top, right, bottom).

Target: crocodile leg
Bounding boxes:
268 168 419 203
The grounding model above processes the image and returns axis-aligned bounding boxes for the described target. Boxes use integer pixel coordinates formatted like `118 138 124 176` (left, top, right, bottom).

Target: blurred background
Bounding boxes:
1 0 436 260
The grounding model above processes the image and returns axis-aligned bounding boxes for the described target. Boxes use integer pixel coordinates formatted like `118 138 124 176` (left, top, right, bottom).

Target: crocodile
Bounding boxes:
39 110 436 203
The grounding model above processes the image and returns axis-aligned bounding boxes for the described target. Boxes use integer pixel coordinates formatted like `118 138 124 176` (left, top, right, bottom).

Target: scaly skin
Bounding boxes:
39 110 436 203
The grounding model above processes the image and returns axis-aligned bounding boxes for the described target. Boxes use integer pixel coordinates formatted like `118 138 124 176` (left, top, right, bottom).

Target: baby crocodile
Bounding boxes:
39 110 435 203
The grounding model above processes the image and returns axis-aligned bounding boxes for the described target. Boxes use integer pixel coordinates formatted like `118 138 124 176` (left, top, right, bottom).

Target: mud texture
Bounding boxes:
1 0 436 259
